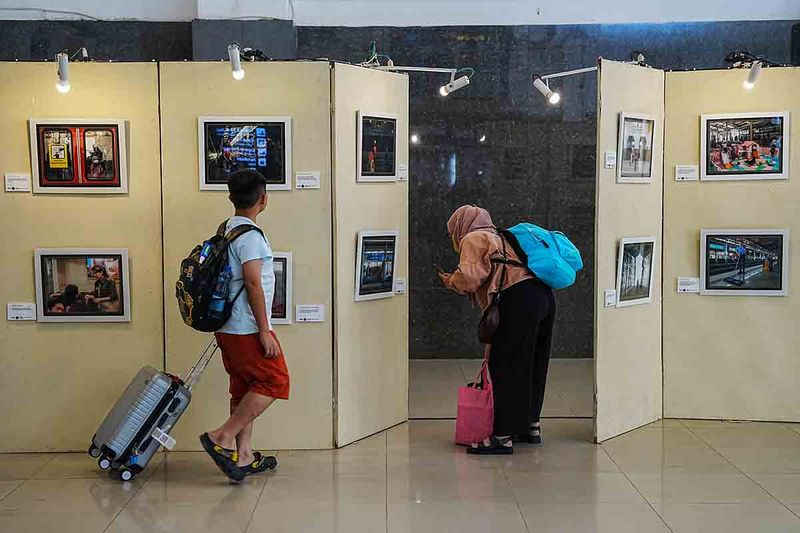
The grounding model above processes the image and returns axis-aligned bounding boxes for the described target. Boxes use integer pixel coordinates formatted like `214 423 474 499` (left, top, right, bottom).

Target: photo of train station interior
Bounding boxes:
0 2 799 532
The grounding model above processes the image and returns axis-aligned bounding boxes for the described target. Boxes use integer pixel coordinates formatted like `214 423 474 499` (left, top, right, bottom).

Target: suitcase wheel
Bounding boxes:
98 457 111 470
111 467 135 482
88 443 102 459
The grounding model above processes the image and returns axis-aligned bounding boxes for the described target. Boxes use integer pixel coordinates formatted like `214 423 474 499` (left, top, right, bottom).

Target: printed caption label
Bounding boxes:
677 277 700 293
398 165 408 181
5 173 31 192
395 278 407 294
675 165 699 181
604 289 617 307
604 151 617 169
7 303 36 321
295 171 321 189
296 304 325 323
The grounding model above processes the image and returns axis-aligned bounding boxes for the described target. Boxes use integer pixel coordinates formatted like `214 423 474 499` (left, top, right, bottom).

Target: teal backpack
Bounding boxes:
501 223 583 290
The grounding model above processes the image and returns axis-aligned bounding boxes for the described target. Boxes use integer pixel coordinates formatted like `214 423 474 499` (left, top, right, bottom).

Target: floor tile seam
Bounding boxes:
244 459 275 533
499 458 533 533
681 422 800 519
597 441 675 533
0 479 26 504
101 467 154 533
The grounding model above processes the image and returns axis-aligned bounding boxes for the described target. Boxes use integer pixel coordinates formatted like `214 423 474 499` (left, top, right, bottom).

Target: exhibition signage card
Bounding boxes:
398 165 408 181
5 173 31 192
295 171 321 189
395 278 407 294
677 277 700 293
675 165 699 181
603 289 617 307
604 151 617 169
296 304 325 323
7 303 36 321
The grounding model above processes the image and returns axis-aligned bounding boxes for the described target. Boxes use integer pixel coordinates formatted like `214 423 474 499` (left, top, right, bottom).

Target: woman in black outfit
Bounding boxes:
439 205 556 454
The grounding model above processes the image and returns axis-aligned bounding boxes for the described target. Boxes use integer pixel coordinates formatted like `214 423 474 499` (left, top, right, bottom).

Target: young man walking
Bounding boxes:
200 169 290 482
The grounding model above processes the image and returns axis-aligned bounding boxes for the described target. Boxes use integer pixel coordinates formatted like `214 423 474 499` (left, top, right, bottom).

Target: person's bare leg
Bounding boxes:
208 392 274 452
235 420 255 467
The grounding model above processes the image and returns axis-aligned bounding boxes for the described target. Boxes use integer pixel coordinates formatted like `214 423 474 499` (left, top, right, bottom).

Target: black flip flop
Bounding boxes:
199 433 245 482
240 452 278 476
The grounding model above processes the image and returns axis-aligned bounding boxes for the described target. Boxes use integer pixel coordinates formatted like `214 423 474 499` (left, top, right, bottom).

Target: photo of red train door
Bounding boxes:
36 124 121 188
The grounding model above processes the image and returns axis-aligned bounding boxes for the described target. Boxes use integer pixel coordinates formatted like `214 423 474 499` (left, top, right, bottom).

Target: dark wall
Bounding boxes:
0 21 192 60
298 21 799 359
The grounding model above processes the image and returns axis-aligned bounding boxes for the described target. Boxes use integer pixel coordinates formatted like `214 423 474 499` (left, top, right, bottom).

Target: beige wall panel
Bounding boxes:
333 64 409 446
159 62 334 450
595 59 664 442
663 67 800 421
0 63 163 451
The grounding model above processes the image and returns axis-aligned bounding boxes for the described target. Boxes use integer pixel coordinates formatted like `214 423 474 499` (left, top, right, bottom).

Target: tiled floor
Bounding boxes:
4 419 800 532
410 358 594 419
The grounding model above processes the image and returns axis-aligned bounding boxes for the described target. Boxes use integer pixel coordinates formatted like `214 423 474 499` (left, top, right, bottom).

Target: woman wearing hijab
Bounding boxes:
439 205 556 454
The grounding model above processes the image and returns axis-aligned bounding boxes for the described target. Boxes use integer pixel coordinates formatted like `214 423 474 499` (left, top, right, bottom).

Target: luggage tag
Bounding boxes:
130 452 139 465
151 427 177 450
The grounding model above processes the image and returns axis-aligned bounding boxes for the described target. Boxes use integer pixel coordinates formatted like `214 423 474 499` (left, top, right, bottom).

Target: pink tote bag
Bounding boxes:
455 360 494 446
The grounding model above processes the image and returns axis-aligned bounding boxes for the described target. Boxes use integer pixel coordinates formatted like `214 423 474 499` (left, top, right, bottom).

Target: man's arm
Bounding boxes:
242 259 280 357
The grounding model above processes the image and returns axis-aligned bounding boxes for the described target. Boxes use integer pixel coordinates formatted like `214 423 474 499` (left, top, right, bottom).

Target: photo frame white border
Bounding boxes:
271 252 293 325
197 115 293 191
356 111 399 183
615 236 657 308
354 230 399 302
700 111 790 181
616 112 657 184
29 118 129 194
699 229 789 296
34 248 132 322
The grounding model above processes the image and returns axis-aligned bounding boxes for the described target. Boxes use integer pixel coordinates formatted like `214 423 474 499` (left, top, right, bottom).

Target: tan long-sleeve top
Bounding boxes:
446 230 532 311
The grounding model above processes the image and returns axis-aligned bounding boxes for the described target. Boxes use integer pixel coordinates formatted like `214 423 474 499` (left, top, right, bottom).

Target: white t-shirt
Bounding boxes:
217 216 274 334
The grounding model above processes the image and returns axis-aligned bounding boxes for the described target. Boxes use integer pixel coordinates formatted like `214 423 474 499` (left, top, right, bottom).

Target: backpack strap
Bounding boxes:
216 219 229 236
223 223 264 245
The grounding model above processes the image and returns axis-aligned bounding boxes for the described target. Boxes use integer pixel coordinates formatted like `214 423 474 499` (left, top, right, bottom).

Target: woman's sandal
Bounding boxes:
199 433 246 482
513 425 542 445
466 435 513 455
240 452 278 476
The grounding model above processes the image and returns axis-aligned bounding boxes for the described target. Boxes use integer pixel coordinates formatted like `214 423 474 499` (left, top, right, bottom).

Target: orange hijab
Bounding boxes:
446 205 495 250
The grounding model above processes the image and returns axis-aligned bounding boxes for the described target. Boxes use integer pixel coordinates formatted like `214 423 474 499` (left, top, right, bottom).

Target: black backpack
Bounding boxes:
176 219 263 332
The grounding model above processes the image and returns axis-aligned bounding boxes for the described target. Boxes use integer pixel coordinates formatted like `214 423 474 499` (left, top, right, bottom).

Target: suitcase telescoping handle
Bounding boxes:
182 338 219 391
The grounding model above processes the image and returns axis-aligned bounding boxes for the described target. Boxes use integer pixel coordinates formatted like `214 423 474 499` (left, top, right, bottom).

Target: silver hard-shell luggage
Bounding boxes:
88 340 218 481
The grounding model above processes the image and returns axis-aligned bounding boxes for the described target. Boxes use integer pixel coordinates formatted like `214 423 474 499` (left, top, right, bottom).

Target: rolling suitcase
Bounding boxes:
88 339 218 481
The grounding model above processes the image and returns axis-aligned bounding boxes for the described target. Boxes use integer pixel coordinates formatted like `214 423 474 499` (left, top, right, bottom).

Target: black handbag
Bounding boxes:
477 237 508 344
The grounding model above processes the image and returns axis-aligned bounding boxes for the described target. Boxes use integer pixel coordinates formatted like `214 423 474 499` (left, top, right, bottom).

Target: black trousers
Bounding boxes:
488 278 556 436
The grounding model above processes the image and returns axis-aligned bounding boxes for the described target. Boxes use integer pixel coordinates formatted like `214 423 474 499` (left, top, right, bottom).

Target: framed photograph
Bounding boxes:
355 230 398 301
615 237 657 307
357 111 398 182
617 113 656 183
700 112 789 181
29 119 128 194
34 248 131 322
700 229 789 296
198 116 292 191
271 252 293 325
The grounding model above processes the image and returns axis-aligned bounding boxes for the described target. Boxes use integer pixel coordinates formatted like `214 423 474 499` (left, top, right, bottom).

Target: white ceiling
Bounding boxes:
1 0 798 25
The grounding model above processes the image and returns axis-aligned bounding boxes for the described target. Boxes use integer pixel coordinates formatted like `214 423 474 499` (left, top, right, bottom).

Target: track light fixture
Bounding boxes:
532 77 560 105
228 43 245 80
439 75 470 97
744 61 762 90
725 51 786 91
363 41 474 97
55 52 70 93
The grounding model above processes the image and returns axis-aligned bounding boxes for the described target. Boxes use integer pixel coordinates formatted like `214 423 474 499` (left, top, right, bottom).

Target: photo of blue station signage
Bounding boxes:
203 121 286 186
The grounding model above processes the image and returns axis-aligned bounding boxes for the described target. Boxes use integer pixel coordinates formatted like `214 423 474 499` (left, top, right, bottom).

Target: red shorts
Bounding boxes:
215 331 291 409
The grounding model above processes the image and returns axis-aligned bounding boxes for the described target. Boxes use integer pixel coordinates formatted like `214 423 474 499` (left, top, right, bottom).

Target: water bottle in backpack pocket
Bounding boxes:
208 265 233 320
